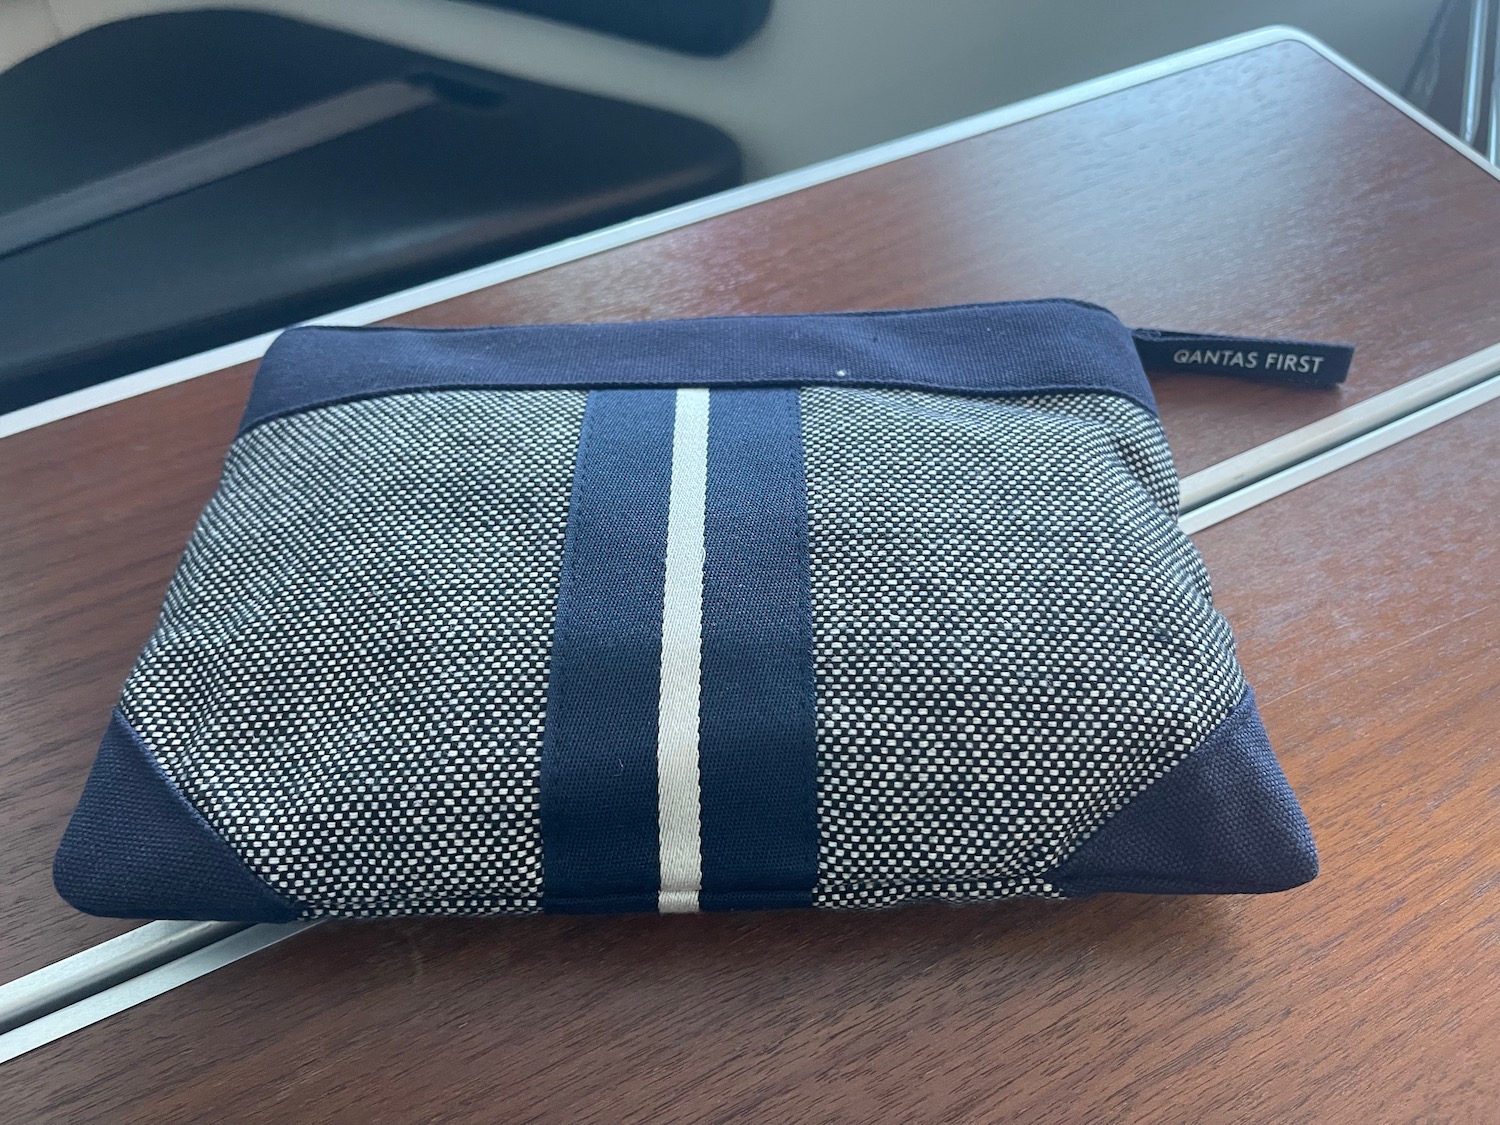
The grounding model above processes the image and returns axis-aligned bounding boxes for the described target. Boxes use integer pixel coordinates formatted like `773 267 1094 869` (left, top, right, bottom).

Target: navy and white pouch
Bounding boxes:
55 299 1346 921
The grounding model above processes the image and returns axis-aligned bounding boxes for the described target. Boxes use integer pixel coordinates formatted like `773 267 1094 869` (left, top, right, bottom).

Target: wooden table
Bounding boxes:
6 395 1497 1125
1 28 1497 1122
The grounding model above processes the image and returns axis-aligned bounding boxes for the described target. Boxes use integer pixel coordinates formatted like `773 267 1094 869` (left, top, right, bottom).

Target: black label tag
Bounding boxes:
1131 329 1353 387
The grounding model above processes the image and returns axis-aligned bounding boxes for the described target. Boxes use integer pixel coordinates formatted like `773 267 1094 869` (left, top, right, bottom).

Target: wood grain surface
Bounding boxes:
3 394 1495 1125
4 37 1500 981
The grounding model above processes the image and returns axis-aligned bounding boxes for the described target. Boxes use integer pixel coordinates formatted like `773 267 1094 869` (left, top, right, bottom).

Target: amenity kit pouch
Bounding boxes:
55 299 1351 921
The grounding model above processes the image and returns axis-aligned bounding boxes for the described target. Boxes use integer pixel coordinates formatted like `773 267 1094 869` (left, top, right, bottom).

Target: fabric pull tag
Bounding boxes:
1131 328 1353 387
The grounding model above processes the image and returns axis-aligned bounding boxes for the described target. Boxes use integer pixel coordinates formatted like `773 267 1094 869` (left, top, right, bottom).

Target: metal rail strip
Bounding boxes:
1488 0 1500 162
0 921 246 1035
1179 342 1500 511
1180 371 1500 534
0 924 313 1063
1462 0 1492 147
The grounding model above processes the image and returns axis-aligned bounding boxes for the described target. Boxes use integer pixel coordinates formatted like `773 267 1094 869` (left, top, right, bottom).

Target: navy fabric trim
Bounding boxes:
697 390 819 912
1048 688 1318 896
239 299 1156 434
53 710 303 921
539 389 673 913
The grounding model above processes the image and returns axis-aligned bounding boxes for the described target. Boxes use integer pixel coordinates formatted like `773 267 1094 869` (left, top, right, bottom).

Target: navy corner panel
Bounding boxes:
239 299 1159 433
1048 688 1318 896
54 711 302 921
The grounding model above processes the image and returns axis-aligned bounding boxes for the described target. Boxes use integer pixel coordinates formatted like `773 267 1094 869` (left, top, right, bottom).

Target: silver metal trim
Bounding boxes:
1462 0 1491 146
0 921 245 1034
1179 341 1500 511
1180 373 1500 534
1488 0 1500 163
0 923 313 1064
6 24 1499 443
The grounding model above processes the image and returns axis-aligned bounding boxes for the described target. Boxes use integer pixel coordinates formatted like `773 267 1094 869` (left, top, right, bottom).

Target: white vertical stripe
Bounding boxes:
656 388 710 913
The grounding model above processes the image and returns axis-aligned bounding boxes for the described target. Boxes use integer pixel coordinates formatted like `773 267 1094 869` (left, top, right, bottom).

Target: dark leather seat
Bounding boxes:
0 11 742 413
476 0 773 56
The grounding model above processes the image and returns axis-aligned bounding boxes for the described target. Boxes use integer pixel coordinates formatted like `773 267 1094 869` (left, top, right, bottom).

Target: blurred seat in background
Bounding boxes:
471 0 771 56
0 7 749 413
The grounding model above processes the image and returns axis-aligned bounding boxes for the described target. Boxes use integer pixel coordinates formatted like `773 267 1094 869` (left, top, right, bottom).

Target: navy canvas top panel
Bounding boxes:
239 299 1157 434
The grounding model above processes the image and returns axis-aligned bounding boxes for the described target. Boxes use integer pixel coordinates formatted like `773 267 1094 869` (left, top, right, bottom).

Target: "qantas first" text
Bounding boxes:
1171 348 1327 374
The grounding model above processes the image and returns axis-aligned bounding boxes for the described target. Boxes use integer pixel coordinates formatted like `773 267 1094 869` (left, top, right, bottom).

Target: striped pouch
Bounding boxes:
54 299 1345 920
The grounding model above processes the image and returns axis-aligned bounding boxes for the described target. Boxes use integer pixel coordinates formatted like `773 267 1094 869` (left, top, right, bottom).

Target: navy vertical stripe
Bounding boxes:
697 389 820 910
540 389 674 913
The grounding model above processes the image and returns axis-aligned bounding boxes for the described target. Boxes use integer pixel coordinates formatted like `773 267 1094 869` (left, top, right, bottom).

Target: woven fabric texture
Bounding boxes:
120 390 585 916
104 378 1259 918
799 388 1244 908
